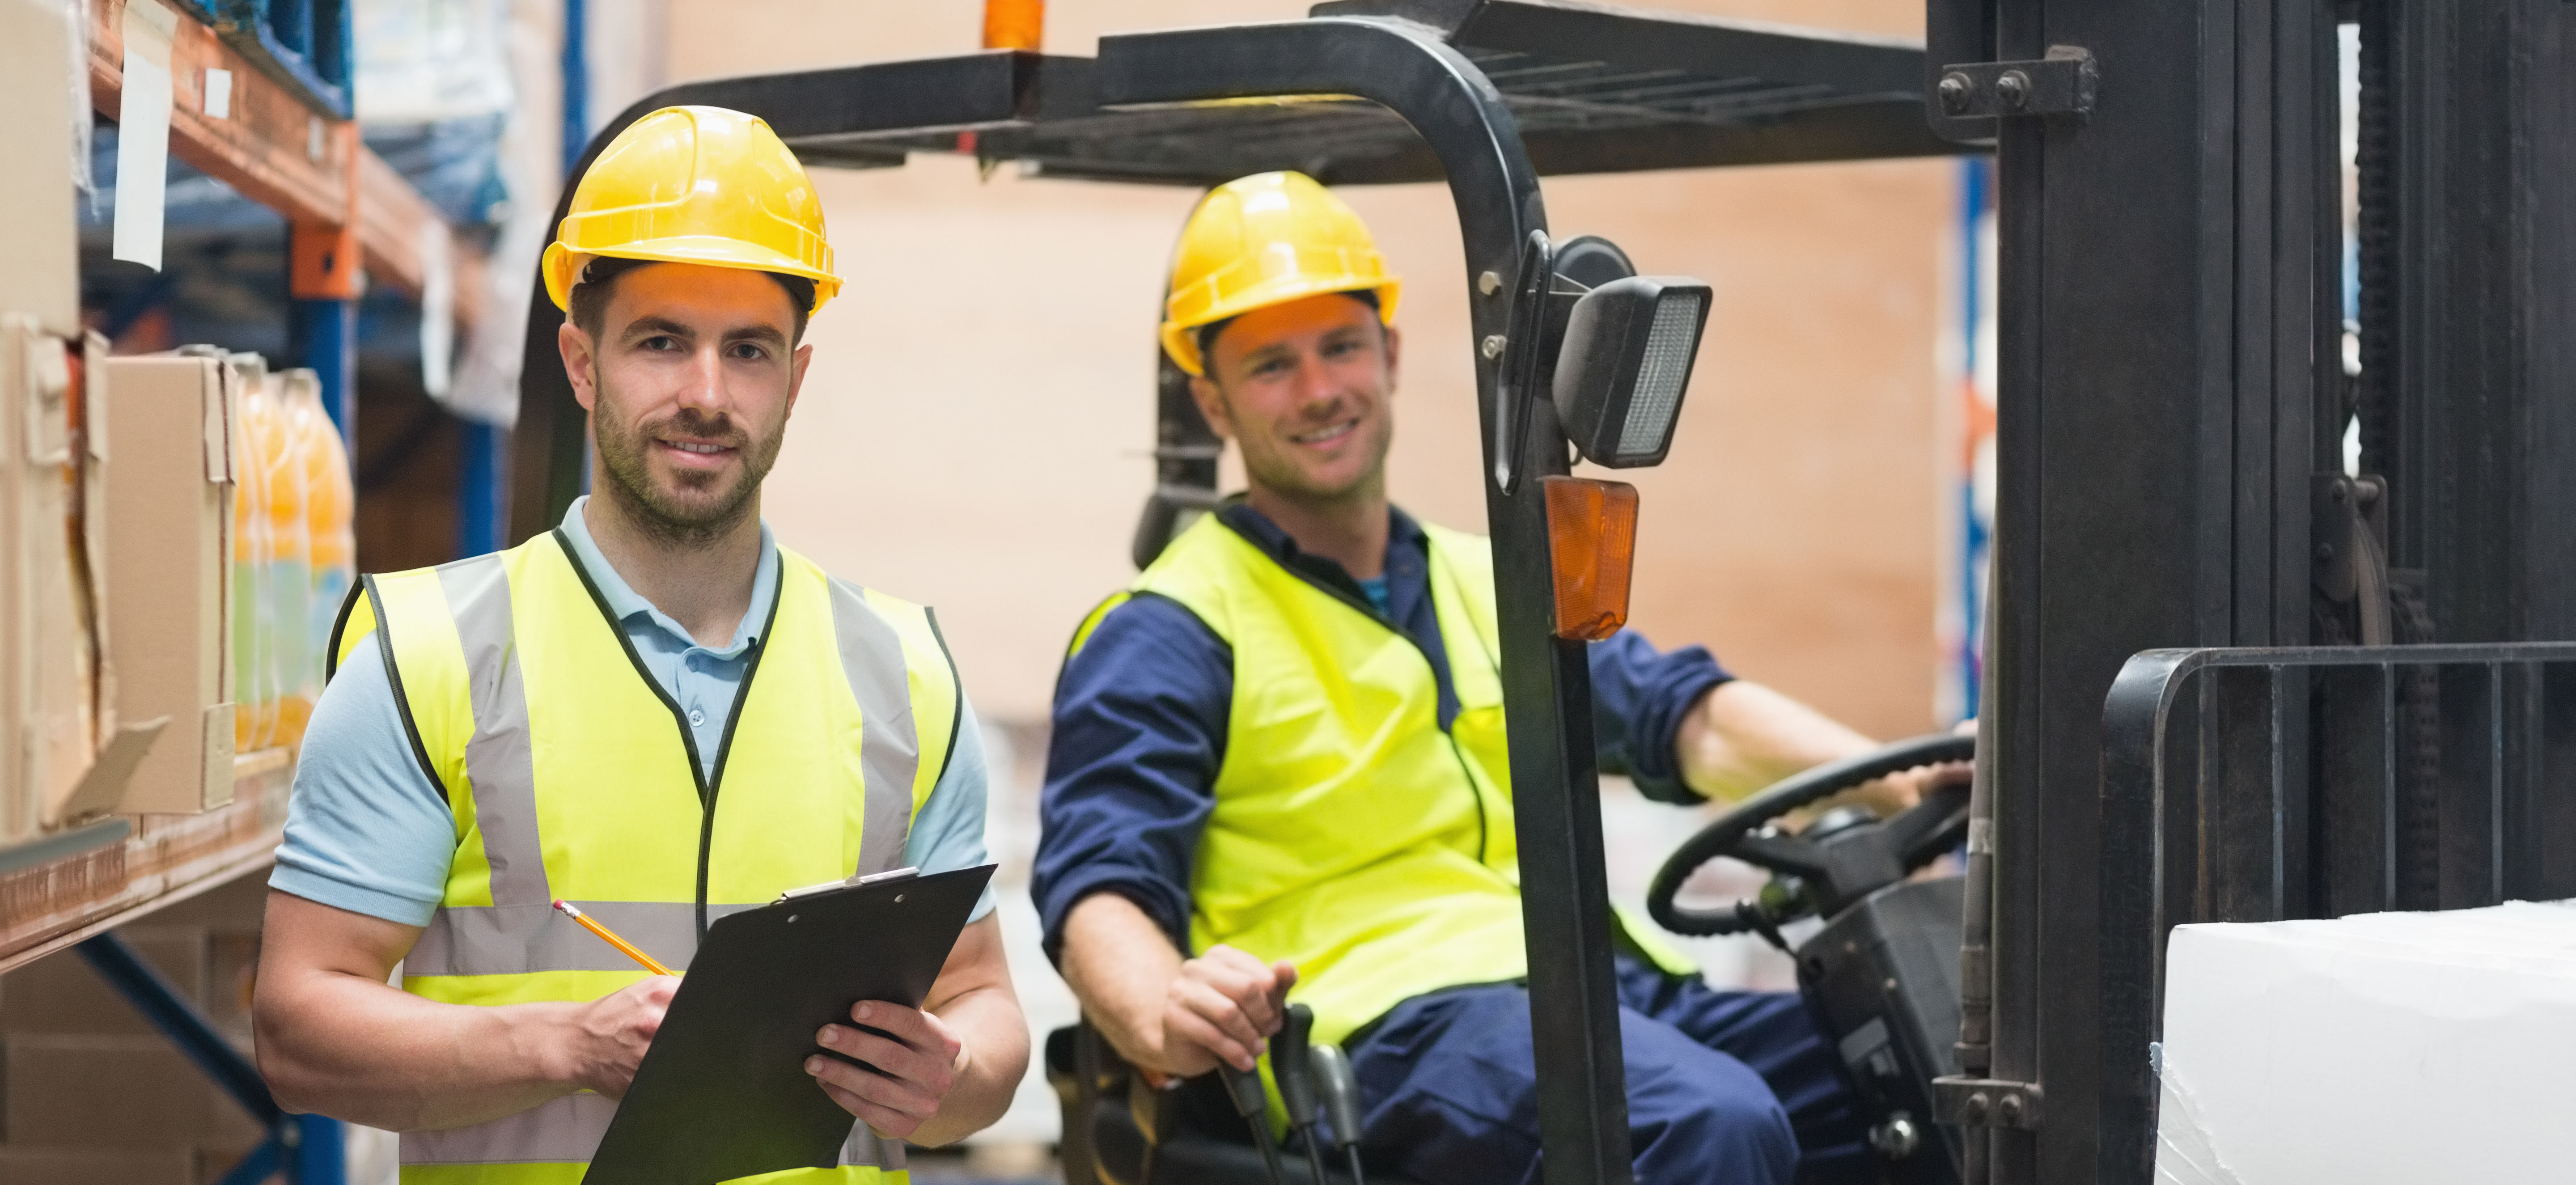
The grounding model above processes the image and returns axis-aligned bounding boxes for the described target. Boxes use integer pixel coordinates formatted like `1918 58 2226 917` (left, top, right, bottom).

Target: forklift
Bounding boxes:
503 2 2576 1184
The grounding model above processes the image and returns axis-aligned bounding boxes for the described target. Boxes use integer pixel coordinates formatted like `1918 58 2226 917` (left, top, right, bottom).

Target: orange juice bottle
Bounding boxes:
297 373 356 704
266 372 318 747
231 364 277 753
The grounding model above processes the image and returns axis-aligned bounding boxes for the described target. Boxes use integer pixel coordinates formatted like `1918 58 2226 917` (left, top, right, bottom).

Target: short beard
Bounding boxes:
1224 390 1392 510
591 375 783 549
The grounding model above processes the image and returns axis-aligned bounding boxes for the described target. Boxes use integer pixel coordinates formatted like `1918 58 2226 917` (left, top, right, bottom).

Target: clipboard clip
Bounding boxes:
775 866 919 903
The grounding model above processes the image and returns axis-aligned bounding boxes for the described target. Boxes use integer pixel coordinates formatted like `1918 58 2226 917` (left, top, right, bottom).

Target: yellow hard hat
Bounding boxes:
1159 171 1401 377
542 106 841 315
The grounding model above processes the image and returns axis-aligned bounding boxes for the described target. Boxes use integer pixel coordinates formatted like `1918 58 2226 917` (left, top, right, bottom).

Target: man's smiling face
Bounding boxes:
560 262 809 544
1191 292 1400 508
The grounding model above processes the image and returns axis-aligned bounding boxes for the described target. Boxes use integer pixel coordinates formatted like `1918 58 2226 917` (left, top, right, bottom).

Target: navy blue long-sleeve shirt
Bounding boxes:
1033 503 1732 961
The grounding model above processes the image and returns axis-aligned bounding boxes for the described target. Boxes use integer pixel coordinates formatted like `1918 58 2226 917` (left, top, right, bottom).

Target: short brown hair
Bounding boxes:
567 256 816 344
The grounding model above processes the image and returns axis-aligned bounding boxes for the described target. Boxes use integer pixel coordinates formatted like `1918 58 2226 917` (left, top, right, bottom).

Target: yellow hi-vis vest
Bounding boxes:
332 529 959 1185
1069 514 1694 1059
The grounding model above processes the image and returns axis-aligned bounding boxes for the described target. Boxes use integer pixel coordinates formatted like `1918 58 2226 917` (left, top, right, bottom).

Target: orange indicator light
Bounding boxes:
1542 476 1640 642
983 0 1044 51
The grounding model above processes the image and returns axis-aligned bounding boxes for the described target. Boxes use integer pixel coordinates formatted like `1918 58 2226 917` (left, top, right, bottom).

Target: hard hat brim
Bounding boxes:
544 237 843 316
1160 277 1401 377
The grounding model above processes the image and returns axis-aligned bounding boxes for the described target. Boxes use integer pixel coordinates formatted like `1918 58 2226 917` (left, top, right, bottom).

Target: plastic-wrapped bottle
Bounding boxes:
230 360 277 753
265 371 318 748
296 372 356 707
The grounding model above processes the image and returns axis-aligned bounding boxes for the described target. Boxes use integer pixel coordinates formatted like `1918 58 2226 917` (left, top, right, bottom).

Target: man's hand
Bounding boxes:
1059 894 1297 1081
561 976 679 1100
1161 945 1299 1075
1841 758 1973 818
809 1001 966 1139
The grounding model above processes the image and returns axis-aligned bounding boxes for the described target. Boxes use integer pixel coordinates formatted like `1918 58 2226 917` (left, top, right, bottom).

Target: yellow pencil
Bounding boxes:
553 899 677 976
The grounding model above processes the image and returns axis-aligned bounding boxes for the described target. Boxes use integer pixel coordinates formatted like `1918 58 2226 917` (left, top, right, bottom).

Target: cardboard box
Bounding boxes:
1 1034 264 1148
0 321 90 842
101 355 238 814
0 1146 195 1185
0 0 81 339
0 927 209 1037
0 322 164 844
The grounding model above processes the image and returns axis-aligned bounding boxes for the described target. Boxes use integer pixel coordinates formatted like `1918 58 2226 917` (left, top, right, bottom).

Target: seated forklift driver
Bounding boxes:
1038 172 1934 1185
251 107 1027 1182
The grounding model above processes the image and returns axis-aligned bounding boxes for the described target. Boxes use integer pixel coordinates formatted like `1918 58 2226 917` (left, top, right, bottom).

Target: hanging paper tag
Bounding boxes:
111 0 180 271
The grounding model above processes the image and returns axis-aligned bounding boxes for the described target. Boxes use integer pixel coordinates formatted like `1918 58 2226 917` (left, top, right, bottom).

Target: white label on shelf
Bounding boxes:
110 0 179 271
203 67 232 119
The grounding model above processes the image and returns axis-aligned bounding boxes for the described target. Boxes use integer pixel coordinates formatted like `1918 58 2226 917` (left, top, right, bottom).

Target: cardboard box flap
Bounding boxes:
22 329 70 465
47 717 166 829
203 359 236 483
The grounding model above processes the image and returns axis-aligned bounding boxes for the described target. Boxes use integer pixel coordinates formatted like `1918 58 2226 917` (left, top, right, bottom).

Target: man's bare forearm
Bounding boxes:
253 893 584 1130
1676 679 1880 803
1060 893 1188 1075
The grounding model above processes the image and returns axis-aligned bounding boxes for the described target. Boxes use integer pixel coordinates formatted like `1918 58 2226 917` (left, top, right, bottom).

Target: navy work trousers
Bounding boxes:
1341 956 1871 1185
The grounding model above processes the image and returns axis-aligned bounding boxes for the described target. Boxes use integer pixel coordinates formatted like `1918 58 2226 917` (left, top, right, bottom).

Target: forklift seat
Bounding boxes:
1045 1022 1422 1185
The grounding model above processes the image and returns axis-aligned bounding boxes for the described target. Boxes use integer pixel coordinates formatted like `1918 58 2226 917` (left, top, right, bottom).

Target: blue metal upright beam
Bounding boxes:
78 932 346 1185
293 296 358 446
458 423 509 556
289 212 360 451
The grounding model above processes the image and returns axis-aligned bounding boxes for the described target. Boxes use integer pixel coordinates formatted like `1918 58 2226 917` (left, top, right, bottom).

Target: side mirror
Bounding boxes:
1550 276 1712 469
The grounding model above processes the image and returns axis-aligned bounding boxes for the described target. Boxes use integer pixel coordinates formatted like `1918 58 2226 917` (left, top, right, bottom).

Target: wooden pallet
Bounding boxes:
0 750 292 976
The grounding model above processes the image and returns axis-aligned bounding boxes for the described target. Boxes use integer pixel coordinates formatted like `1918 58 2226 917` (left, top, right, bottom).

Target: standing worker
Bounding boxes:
1038 171 1951 1185
252 106 1028 1181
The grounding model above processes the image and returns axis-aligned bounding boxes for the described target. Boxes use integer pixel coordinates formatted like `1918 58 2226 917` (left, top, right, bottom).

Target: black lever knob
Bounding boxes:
1274 1003 1320 1129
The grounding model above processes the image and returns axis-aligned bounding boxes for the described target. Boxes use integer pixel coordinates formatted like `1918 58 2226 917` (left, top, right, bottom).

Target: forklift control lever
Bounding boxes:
1219 1060 1288 1185
1310 1044 1368 1185
1273 1003 1332 1185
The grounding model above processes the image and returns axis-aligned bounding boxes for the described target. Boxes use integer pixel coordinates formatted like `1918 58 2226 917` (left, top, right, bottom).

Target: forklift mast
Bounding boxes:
1935 0 2576 1182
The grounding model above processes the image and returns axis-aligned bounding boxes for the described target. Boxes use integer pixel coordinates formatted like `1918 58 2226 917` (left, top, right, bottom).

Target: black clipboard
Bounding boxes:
580 863 996 1184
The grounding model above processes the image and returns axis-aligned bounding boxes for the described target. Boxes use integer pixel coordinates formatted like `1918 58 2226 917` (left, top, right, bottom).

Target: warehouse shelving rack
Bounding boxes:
0 2 474 1179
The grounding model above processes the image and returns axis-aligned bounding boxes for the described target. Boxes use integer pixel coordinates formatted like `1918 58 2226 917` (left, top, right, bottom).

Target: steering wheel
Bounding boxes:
1647 734 1975 939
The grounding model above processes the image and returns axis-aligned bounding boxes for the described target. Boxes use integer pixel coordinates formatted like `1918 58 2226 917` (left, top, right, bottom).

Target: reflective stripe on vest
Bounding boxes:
346 532 954 1182
1093 514 1695 1058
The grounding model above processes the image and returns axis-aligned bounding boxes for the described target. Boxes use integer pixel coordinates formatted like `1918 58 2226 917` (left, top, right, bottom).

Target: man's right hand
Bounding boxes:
559 976 680 1099
1160 945 1298 1076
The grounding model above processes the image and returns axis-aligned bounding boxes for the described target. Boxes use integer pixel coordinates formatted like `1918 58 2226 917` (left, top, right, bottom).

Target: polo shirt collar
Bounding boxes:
558 495 780 659
1214 499 1428 609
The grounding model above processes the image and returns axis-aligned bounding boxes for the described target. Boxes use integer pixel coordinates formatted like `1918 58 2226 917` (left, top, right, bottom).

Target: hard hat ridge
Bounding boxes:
542 105 843 315
1160 171 1401 377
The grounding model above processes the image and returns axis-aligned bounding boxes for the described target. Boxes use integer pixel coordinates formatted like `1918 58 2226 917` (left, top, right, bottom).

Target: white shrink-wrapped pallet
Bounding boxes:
2155 901 2576 1184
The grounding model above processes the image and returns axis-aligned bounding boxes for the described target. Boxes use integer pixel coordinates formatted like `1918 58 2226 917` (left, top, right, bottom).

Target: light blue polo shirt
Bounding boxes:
271 496 994 927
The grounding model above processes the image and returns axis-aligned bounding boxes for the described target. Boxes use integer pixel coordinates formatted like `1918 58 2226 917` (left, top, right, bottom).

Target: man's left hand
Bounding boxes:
808 1000 967 1139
